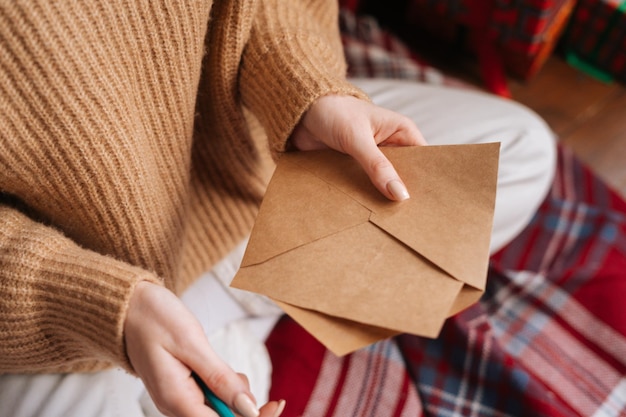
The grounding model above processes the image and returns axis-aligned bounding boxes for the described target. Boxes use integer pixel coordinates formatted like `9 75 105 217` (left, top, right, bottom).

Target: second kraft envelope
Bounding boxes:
231 143 500 356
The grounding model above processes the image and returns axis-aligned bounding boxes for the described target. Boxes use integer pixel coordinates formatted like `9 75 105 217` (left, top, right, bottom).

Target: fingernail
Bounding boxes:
234 393 259 417
387 179 410 201
273 400 286 417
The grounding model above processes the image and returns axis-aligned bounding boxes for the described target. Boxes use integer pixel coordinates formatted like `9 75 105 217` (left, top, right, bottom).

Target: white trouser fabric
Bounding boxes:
0 79 556 417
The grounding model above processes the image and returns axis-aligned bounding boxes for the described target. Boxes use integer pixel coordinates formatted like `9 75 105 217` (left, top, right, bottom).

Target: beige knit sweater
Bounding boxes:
0 0 366 374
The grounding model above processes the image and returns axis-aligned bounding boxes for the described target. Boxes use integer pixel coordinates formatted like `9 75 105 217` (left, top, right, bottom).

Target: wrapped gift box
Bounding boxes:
489 0 574 56
405 0 576 79
355 0 575 95
562 0 626 83
496 0 576 80
403 0 570 53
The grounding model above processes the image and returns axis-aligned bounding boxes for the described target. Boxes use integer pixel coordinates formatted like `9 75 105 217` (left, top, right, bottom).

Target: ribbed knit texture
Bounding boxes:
0 0 367 373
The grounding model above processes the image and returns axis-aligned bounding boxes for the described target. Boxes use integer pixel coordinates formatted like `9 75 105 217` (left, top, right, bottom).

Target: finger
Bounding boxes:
350 139 410 201
289 124 328 151
191 356 259 417
166 322 259 417
376 112 427 147
145 355 217 417
235 373 259 409
237 373 250 387
380 124 427 147
259 400 286 417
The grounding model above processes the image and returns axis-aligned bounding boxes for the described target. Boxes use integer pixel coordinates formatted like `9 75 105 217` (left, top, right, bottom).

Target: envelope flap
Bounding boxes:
283 149 387 206
371 143 500 289
241 157 370 266
282 144 500 289
233 222 464 338
275 301 400 356
232 144 499 351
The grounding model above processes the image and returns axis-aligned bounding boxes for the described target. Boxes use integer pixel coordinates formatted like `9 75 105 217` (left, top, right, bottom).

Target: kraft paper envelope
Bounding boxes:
231 143 500 356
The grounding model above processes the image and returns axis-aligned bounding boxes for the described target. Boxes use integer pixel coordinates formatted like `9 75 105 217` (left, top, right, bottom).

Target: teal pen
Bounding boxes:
192 372 236 417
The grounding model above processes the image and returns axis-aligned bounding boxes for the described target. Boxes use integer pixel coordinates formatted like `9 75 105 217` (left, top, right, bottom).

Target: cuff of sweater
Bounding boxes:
1 225 162 373
46 244 162 373
240 36 369 158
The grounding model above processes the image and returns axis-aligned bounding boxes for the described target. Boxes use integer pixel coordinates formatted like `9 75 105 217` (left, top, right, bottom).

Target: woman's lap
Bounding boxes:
0 79 557 416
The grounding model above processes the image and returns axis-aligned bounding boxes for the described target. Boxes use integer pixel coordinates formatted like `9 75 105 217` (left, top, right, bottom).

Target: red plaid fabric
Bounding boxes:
267 317 424 417
267 146 626 416
490 0 573 55
265 11 626 416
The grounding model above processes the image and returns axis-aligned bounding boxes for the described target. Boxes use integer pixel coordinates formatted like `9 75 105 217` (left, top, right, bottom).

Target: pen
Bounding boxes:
192 372 236 417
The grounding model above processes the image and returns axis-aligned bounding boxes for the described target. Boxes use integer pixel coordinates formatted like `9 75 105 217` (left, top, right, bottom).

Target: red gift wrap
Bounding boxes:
349 0 576 94
562 0 626 83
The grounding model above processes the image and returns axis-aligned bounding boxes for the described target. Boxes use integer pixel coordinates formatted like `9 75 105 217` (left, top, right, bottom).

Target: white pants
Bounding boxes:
0 79 556 417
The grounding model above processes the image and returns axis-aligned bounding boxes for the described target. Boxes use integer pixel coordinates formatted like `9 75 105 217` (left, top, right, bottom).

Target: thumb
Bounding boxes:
179 333 259 417
351 139 410 201
192 363 260 417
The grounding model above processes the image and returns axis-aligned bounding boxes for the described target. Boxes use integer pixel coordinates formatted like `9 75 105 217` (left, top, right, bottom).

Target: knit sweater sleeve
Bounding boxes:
0 1 205 374
0 204 162 373
239 0 370 156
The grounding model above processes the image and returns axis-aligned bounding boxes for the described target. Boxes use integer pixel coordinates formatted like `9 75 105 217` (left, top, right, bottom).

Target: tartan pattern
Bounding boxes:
267 316 424 417
300 340 421 416
268 147 626 417
266 12 626 417
563 0 626 82
490 0 571 55
339 10 471 88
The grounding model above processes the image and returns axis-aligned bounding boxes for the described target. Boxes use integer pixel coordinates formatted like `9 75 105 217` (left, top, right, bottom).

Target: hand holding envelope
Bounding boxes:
231 143 500 356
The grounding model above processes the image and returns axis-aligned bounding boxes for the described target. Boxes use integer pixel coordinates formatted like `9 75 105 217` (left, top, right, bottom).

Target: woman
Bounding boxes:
0 0 555 416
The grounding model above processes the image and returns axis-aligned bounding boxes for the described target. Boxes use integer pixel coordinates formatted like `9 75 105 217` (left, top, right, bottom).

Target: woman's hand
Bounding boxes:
124 281 283 417
290 94 427 201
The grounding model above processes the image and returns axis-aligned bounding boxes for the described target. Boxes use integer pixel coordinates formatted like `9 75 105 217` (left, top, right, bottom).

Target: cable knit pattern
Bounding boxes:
0 0 367 373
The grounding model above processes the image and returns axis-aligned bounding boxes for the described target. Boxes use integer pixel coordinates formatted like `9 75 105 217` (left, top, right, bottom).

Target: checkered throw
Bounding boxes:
265 11 626 417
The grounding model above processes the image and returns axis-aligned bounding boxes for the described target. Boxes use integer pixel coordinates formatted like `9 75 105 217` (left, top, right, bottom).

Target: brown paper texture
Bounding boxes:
231 143 500 356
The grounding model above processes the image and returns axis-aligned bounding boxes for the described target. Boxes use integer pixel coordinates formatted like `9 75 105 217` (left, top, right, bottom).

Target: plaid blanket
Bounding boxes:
338 10 472 89
266 11 626 417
